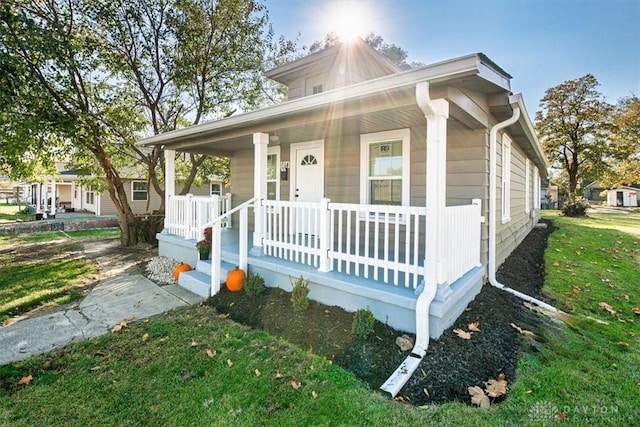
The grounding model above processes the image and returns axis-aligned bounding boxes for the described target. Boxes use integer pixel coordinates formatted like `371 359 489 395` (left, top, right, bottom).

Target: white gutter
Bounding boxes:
380 82 445 398
488 96 559 314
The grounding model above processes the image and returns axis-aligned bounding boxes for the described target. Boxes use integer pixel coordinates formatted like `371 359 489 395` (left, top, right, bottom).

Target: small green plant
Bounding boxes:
352 307 376 340
244 273 265 297
290 275 309 313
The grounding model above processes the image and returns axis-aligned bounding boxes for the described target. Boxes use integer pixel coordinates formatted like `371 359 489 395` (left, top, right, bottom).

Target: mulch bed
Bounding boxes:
208 219 556 406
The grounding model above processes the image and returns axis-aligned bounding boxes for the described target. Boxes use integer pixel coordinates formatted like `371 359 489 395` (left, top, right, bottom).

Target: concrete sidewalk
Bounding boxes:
0 274 204 365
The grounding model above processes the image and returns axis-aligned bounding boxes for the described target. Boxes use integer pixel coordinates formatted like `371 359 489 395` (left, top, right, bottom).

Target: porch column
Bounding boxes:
50 179 57 214
164 149 176 232
36 184 41 212
417 82 450 300
252 132 269 250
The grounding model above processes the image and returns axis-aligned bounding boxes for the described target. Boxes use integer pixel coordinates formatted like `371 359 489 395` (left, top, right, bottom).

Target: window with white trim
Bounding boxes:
210 182 222 196
131 181 148 201
267 146 280 200
533 167 540 210
525 159 531 214
360 129 410 206
86 190 94 205
501 135 512 223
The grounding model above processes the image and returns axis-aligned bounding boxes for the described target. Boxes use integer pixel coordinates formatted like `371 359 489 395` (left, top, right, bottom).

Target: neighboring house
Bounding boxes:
584 181 639 207
140 39 548 341
540 180 559 209
21 163 225 216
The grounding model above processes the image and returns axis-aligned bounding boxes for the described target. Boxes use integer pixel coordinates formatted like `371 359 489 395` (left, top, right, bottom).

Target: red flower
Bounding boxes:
196 239 211 252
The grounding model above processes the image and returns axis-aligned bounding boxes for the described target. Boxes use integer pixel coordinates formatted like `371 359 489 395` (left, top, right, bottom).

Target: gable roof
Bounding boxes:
265 38 401 85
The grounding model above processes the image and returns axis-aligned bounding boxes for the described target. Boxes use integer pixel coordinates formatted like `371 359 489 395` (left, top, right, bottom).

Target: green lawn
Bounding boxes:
0 204 32 222
0 230 121 323
0 212 638 425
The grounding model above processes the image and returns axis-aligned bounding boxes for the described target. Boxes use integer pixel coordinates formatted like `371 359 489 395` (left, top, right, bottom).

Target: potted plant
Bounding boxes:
196 238 211 260
204 226 212 239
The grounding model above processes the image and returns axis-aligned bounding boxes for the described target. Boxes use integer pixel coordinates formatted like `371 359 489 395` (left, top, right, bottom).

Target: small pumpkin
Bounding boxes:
173 262 192 280
226 266 246 292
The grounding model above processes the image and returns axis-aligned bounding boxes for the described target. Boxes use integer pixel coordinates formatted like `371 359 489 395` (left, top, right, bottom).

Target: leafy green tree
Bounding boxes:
602 96 640 186
307 32 423 70
92 0 294 211
535 74 615 198
1 0 146 245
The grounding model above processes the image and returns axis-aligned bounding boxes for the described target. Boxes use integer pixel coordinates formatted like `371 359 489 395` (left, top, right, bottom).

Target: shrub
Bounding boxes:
562 197 588 217
290 275 309 313
244 273 265 297
352 307 376 340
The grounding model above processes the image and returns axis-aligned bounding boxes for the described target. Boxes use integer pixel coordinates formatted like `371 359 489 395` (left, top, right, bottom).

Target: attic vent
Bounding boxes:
312 84 323 94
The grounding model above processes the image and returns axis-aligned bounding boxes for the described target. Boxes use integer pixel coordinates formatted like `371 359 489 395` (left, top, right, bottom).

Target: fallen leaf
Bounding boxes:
123 315 135 322
254 369 261 377
274 372 284 380
217 313 230 319
632 307 640 315
616 341 629 347
453 328 471 340
486 377 508 398
111 324 123 333
290 380 301 389
205 349 216 358
18 375 33 385
554 412 569 421
629 332 636 338
468 322 481 332
142 333 149 342
468 386 489 408
552 261 560 267
226 359 233 368
190 341 199 347
598 302 617 316
423 388 429 397
311 390 318 399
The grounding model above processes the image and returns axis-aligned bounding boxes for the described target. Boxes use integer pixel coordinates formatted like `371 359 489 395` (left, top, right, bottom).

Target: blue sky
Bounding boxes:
266 0 640 118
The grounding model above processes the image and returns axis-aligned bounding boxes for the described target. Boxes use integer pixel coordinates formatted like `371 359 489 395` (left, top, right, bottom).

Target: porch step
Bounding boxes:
177 260 235 298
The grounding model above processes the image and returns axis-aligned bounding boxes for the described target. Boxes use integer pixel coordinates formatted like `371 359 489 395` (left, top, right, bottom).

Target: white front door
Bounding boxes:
291 141 324 234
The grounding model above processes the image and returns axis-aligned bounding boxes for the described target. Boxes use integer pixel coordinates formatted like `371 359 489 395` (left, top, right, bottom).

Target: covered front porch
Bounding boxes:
158 190 484 336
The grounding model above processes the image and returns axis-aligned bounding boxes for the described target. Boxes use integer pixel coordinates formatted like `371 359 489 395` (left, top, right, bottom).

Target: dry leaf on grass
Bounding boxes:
468 386 489 408
468 322 481 332
311 390 318 399
190 341 199 347
510 323 536 340
486 375 508 398
290 380 301 389
632 307 640 315
598 302 617 316
254 369 261 377
18 375 33 386
111 321 128 333
274 372 284 379
616 341 629 347
205 349 216 358
453 328 471 340
142 333 149 342
226 359 233 368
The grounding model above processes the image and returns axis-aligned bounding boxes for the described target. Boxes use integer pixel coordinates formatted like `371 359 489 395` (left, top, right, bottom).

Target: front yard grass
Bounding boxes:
0 212 638 425
0 231 117 323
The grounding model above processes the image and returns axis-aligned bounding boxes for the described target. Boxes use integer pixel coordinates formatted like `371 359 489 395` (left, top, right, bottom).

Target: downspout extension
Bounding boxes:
380 81 443 398
489 96 560 314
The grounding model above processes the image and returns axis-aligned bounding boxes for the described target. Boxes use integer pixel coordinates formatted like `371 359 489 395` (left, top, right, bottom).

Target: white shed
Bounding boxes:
607 187 639 207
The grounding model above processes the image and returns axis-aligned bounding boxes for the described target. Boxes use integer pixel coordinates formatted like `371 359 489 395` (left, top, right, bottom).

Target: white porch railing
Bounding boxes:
261 198 482 289
165 193 232 239
443 199 483 284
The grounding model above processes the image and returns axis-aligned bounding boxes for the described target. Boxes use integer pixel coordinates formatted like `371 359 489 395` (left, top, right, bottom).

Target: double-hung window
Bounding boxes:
210 182 222 196
501 135 512 223
267 146 280 200
360 129 410 207
525 159 531 214
132 181 148 201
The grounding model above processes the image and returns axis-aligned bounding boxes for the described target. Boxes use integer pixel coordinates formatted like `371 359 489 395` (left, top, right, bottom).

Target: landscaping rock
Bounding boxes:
395 334 414 352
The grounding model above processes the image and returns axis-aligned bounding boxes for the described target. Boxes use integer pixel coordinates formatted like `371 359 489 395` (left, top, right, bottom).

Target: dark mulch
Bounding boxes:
208 219 556 406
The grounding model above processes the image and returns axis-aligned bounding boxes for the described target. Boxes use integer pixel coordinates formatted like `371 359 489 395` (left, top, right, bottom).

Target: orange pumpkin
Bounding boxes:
226 266 246 292
173 262 192 280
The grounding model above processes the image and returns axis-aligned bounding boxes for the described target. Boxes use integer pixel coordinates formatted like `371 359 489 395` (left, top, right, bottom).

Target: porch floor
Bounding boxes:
157 229 484 337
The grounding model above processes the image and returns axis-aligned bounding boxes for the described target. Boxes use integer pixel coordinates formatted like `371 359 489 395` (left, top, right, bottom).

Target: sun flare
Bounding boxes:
321 1 376 42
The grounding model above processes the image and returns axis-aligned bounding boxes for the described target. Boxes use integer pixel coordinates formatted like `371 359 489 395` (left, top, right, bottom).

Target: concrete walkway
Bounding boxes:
0 244 204 365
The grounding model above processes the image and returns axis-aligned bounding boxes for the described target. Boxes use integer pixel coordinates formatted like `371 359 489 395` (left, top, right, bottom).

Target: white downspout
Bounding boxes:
489 96 559 313
380 81 446 398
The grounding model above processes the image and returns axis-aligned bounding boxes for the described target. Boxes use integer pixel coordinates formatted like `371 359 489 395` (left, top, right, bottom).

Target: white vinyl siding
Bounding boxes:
525 159 531 214
501 135 512 223
534 167 540 210
360 129 410 206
